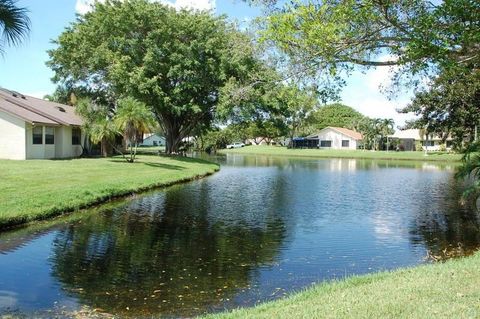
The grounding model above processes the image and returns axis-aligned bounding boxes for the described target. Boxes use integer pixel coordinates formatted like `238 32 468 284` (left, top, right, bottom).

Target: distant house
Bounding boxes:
141 133 165 146
294 127 363 149
0 88 85 160
390 129 453 151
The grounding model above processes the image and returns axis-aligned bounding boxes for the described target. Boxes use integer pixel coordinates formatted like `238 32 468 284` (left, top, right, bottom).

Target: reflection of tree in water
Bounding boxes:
409 177 480 260
50 181 288 317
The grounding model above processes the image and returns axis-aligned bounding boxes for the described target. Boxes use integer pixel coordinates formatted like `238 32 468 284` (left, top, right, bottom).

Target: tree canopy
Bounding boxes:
48 0 260 154
307 103 364 132
252 0 480 90
400 69 480 149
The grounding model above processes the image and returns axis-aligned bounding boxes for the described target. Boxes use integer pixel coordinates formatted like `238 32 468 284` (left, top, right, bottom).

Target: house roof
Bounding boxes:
0 88 83 126
143 133 165 141
390 129 451 141
308 126 363 140
390 129 422 140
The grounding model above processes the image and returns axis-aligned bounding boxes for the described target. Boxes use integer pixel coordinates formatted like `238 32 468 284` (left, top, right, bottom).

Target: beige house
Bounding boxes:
390 129 453 151
306 127 363 149
0 88 85 160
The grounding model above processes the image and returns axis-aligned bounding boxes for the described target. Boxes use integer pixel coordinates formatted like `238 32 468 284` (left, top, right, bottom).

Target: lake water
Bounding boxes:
1 154 479 318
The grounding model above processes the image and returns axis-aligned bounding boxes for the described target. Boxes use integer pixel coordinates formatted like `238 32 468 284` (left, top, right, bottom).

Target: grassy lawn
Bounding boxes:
0 155 218 229
220 145 462 162
136 145 166 154
206 253 480 319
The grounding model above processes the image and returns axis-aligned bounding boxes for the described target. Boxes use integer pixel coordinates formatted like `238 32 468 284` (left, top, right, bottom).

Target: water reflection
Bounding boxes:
221 153 457 171
408 176 480 260
50 183 288 317
0 155 478 318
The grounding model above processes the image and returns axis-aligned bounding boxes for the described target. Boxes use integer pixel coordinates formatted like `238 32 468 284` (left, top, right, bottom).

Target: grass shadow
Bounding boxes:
164 154 219 166
105 158 183 170
142 162 185 170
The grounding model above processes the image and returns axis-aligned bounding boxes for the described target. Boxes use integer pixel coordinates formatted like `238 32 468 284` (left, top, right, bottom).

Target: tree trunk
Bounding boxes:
101 138 109 157
165 126 183 154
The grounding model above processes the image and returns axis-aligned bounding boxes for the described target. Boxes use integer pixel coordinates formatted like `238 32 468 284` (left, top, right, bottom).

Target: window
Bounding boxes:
320 140 332 147
446 140 453 148
72 127 81 145
45 127 55 145
342 140 350 147
32 126 42 144
424 140 434 147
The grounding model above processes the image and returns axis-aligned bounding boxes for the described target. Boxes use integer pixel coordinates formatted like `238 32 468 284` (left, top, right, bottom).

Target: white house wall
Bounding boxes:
422 141 452 152
314 128 358 150
0 110 26 160
141 135 165 146
26 125 49 159
26 124 84 159
55 126 83 158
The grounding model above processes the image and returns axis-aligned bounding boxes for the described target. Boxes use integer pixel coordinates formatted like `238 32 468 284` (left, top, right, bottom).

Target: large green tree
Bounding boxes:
48 0 257 154
0 0 30 54
307 103 364 132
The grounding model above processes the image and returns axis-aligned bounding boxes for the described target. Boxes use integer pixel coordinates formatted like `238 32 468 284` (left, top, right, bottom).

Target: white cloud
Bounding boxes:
75 0 98 15
161 0 215 11
75 0 215 14
340 67 416 128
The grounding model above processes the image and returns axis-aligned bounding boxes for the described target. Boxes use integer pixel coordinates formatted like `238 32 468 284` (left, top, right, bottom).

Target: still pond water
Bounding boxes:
1 154 480 318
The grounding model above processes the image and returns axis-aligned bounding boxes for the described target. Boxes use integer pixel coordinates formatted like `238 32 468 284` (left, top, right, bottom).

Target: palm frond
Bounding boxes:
0 0 30 52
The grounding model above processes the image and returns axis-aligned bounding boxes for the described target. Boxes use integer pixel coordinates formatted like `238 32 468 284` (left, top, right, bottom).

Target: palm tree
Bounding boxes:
88 117 120 157
353 118 375 150
419 126 429 156
76 98 125 157
456 141 480 208
380 118 395 151
371 118 383 151
0 0 30 54
114 97 155 162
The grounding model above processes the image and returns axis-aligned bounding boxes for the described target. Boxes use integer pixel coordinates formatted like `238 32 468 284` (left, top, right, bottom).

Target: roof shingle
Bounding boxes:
0 88 83 126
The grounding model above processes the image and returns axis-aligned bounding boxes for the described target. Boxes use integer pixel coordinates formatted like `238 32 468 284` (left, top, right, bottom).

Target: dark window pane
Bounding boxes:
33 127 42 144
45 127 55 145
342 140 349 147
424 140 434 147
320 140 332 147
72 128 81 145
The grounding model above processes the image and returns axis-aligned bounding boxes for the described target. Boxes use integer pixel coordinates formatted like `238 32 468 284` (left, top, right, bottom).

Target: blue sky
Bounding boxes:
0 0 413 125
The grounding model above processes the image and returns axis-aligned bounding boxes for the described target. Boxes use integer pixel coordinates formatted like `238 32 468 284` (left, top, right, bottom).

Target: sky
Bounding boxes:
0 0 414 126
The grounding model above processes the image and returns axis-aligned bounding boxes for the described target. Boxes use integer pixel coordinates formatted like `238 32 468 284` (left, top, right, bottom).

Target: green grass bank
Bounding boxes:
206 252 480 319
0 155 219 230
220 145 461 162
